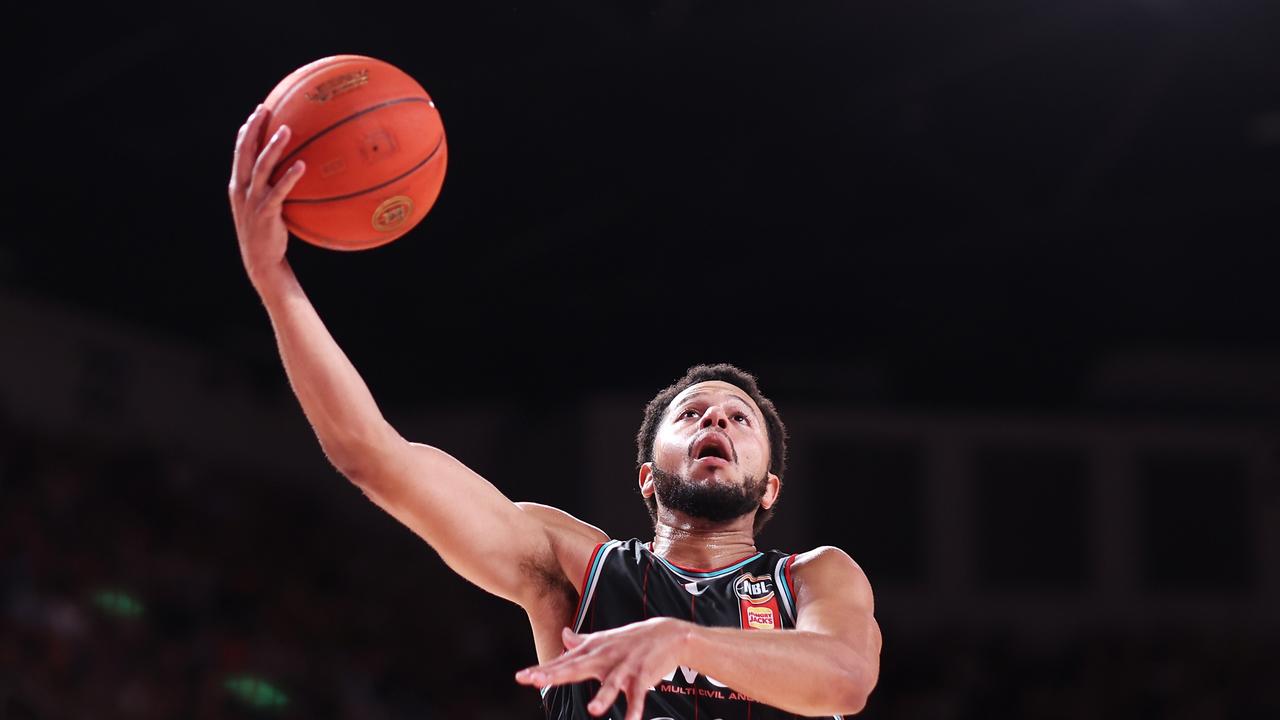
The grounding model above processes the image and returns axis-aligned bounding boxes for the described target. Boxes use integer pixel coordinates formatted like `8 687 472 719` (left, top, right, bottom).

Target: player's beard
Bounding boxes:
650 465 768 523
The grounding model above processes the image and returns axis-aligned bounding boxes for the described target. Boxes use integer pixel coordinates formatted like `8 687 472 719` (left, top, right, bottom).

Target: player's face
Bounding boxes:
651 380 773 490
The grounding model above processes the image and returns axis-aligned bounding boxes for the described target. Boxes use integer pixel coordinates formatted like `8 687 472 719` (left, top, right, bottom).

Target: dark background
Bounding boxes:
4 1 1278 718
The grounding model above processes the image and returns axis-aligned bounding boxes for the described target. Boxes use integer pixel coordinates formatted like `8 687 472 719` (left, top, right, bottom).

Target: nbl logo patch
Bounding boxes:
734 572 782 631
733 573 775 604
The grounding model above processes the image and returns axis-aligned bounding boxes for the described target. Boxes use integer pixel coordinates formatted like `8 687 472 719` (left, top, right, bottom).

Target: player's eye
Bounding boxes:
680 409 699 419
734 413 748 423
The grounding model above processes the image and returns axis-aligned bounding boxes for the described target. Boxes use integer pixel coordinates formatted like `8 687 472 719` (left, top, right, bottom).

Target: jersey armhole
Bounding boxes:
570 540 609 632
774 553 799 624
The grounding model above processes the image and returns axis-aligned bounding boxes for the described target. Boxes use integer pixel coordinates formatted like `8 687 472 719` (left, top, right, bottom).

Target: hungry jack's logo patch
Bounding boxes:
746 605 776 629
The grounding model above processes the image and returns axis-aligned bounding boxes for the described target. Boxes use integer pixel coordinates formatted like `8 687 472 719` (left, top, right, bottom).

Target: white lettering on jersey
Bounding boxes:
658 665 728 688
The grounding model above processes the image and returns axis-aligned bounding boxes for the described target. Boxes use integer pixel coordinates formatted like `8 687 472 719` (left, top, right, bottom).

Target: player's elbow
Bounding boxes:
831 653 877 715
836 686 869 716
321 427 403 486
322 439 376 482
330 453 370 485
831 678 872 716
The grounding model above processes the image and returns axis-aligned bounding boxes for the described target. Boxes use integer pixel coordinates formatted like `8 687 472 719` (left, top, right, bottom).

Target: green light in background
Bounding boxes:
224 675 289 709
90 589 145 618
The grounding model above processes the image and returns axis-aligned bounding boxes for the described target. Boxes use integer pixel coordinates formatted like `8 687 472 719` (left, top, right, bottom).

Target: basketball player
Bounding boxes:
229 106 881 719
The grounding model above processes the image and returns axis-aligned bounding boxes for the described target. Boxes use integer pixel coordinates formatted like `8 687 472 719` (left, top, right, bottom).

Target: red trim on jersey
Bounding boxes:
571 542 607 631
645 542 758 573
641 555 652 619
692 589 700 719
693 666 700 719
783 553 798 611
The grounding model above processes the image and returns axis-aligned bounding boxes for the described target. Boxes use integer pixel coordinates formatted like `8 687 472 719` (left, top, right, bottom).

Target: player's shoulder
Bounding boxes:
514 502 610 545
787 545 874 597
790 544 863 570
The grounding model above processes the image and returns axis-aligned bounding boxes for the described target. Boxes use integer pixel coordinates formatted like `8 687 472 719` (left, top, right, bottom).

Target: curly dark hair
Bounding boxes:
635 363 789 536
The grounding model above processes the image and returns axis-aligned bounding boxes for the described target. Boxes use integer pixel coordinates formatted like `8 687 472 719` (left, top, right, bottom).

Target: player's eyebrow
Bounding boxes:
674 392 758 417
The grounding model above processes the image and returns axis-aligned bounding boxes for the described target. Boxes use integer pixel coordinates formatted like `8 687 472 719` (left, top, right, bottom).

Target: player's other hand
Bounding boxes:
515 618 690 720
228 104 306 286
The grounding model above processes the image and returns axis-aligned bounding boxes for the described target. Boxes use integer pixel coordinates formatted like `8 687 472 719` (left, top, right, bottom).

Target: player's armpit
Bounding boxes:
507 504 610 663
515 502 609 590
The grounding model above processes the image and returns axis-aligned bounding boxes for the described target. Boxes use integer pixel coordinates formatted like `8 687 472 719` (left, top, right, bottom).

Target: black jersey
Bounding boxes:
542 538 844 720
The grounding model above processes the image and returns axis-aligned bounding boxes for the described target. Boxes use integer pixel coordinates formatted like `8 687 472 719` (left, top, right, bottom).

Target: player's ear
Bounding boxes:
638 462 656 499
760 472 782 510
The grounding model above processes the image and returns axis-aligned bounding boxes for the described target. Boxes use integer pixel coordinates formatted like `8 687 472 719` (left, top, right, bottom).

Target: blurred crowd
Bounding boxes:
2 423 1277 718
1 425 540 719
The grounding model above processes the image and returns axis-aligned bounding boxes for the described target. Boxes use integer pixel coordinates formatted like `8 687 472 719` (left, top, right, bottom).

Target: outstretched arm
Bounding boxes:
227 105 589 611
516 546 880 718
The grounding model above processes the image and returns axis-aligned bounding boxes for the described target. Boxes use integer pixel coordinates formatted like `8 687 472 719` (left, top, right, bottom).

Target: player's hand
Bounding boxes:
515 618 690 720
228 104 306 285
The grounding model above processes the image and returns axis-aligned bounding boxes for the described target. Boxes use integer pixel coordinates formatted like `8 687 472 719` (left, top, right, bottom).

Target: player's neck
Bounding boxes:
650 512 758 570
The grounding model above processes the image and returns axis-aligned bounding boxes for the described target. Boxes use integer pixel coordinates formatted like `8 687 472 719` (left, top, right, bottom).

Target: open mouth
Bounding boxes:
690 434 734 463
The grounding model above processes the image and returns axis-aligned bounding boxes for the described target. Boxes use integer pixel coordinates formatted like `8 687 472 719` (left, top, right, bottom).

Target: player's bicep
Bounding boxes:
792 547 882 666
355 441 560 607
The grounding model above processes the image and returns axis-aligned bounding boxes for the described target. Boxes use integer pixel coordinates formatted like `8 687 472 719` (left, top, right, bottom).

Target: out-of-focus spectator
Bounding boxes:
2 425 1277 717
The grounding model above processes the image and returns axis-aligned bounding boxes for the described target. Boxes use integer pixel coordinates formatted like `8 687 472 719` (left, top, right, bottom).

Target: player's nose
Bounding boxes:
700 405 729 429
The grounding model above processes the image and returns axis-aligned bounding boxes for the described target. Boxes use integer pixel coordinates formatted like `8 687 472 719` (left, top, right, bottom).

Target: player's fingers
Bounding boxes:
517 653 601 686
524 650 586 676
261 160 306 212
231 104 266 196
548 662 603 686
517 652 572 679
521 638 595 676
230 114 252 198
623 679 648 720
247 125 292 203
514 656 571 686
587 673 626 716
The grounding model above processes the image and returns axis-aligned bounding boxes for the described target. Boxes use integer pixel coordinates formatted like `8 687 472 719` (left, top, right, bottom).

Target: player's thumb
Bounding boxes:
562 627 586 648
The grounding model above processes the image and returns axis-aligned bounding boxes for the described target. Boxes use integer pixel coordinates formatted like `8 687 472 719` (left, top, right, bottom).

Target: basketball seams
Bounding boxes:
274 96 439 178
263 56 370 155
284 131 445 205
283 217 399 252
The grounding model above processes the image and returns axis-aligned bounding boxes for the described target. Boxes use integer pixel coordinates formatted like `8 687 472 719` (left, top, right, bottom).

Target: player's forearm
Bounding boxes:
249 264 561 607
681 623 875 716
250 262 400 477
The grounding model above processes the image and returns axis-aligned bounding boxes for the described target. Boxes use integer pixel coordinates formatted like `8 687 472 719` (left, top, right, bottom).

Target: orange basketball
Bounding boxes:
261 55 447 251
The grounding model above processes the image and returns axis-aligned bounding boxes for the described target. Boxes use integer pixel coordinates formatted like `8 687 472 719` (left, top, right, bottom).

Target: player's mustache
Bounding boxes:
688 431 736 462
